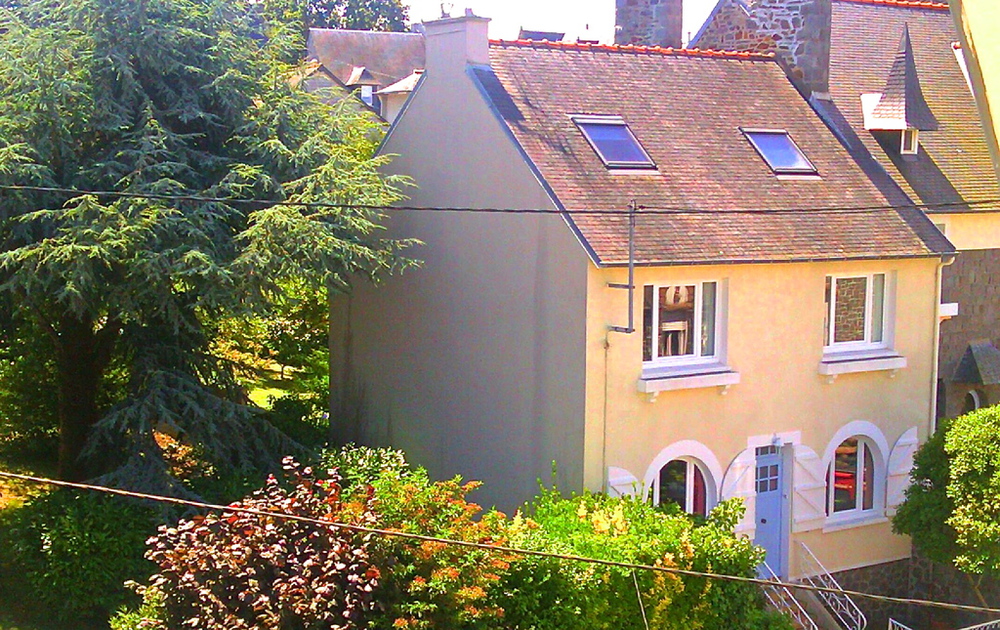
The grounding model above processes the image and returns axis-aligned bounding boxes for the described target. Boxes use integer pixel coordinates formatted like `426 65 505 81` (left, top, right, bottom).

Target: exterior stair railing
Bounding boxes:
759 561 820 630
798 542 867 630
888 619 915 630
957 619 1000 630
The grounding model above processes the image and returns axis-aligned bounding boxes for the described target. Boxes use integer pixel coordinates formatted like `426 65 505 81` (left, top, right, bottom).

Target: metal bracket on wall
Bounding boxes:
608 201 637 335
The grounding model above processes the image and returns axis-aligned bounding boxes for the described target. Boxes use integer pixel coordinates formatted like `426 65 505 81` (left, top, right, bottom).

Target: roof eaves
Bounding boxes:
600 251 948 268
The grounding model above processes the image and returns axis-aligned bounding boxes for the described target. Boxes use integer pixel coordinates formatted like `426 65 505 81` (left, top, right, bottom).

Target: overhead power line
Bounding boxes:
1 184 998 216
2 470 999 617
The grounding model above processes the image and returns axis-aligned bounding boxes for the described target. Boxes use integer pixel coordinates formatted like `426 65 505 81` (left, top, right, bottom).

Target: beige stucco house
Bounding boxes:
329 11 957 586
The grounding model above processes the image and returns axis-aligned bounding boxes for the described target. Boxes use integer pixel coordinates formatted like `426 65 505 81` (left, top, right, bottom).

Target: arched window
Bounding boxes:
655 459 708 516
827 437 876 515
963 390 984 415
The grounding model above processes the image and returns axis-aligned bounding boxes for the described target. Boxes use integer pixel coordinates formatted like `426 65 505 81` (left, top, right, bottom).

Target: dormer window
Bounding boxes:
572 115 655 169
360 85 375 107
901 129 919 155
742 129 818 175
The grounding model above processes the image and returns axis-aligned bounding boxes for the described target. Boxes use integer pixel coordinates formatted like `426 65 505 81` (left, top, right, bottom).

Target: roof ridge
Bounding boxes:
835 0 949 11
488 39 775 61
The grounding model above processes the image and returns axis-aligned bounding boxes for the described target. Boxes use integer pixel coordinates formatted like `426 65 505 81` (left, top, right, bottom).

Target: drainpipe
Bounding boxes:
930 254 956 436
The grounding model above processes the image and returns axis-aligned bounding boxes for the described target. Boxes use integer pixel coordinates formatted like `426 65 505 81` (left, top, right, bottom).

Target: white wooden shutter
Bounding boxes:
886 427 919 511
721 449 756 536
607 466 643 498
792 444 827 532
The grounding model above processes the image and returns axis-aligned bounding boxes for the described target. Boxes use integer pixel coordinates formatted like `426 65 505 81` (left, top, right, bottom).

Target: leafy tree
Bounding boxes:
892 421 959 564
264 0 408 31
0 0 414 485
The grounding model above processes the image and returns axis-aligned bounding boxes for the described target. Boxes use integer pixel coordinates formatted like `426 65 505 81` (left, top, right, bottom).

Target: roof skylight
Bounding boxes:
742 129 817 175
573 116 655 169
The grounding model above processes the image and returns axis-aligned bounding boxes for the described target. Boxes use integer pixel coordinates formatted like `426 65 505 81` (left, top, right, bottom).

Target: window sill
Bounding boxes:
638 363 740 396
822 513 888 533
818 350 907 377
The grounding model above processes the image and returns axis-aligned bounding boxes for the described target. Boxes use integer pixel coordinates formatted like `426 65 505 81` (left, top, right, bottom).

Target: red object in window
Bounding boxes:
693 466 707 517
834 470 856 500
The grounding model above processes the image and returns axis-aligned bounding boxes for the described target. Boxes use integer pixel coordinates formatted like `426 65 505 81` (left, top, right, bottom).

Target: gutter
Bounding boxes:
930 254 957 436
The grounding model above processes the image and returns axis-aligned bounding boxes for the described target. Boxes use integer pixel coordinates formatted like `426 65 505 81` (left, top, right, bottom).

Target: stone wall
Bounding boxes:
832 554 1000 629
694 0 832 96
939 248 1000 419
614 0 683 48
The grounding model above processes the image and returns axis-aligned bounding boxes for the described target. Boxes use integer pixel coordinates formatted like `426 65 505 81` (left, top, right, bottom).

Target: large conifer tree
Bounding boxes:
0 0 413 487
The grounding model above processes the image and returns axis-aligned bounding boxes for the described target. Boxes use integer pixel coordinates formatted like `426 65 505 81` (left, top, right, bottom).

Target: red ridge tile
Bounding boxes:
836 0 949 11
488 39 775 61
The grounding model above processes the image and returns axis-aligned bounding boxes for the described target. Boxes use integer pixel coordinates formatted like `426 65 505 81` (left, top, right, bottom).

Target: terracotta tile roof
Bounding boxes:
826 0 1000 212
476 42 949 266
837 0 948 9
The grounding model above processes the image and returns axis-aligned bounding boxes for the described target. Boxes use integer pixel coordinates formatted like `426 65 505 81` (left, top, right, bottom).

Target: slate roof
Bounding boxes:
952 341 1000 384
826 0 1000 212
307 29 424 87
870 25 938 131
476 40 952 266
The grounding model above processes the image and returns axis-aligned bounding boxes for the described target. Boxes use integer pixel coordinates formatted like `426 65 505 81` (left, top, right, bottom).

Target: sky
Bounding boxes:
404 0 721 46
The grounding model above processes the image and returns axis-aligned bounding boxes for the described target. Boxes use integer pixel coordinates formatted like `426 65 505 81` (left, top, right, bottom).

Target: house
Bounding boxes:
329 5 955 588
949 0 1000 180
694 0 1000 422
304 28 425 121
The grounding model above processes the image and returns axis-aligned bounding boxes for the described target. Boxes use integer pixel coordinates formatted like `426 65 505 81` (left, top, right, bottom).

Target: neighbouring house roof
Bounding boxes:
869 25 938 130
475 39 951 266
952 341 1000 384
376 69 424 95
826 0 1000 212
307 29 425 87
518 28 565 41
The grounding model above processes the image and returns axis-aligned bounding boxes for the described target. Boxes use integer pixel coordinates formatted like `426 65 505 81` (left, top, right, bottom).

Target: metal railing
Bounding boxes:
958 619 1000 630
888 619 915 630
798 542 867 630
759 561 820 630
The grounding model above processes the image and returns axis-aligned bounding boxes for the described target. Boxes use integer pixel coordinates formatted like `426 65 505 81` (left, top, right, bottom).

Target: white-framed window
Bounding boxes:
901 129 919 155
963 389 985 415
826 436 877 515
642 282 719 365
654 458 709 517
823 273 890 352
572 115 656 169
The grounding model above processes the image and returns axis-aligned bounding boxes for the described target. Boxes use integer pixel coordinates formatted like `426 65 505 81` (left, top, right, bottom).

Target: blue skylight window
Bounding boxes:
573 116 655 169
742 129 817 175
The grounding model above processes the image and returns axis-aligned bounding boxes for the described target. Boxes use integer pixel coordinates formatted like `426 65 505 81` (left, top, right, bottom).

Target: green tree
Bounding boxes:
892 421 959 565
263 0 408 32
0 0 414 485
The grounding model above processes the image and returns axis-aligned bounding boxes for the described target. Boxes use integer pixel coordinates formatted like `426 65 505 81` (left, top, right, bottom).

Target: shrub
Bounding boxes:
494 489 790 630
0 489 157 624
138 457 379 630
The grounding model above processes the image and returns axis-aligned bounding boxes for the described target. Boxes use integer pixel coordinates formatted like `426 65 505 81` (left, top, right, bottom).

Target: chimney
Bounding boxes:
422 10 491 74
615 0 683 49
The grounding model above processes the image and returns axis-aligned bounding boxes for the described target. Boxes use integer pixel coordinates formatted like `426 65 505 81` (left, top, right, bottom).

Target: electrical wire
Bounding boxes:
2 470 999 617
1 184 998 216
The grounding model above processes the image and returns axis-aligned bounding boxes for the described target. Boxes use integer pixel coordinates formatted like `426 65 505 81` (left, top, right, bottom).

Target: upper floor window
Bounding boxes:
824 273 889 352
643 282 718 365
827 437 876 515
742 129 818 175
573 115 655 169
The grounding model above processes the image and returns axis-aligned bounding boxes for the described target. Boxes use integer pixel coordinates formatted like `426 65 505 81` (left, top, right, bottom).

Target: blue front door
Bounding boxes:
753 446 785 576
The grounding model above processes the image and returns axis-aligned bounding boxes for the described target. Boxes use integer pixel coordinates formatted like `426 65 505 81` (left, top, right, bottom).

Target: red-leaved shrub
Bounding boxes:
142 457 379 629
